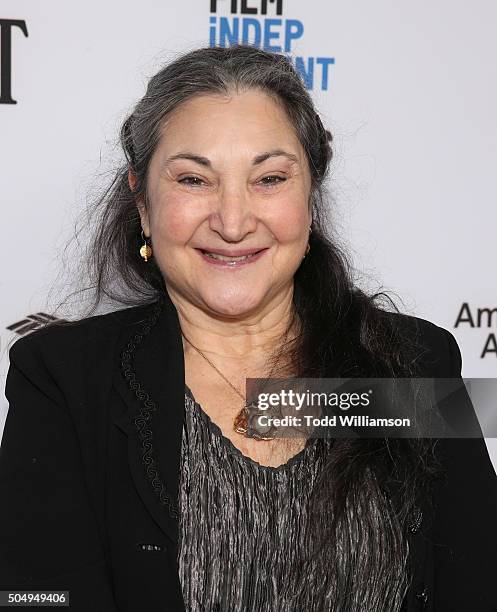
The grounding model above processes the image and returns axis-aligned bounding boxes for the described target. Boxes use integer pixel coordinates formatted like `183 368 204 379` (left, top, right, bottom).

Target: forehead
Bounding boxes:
158 89 303 155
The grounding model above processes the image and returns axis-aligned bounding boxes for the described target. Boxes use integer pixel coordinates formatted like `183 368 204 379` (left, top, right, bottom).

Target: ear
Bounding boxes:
128 167 138 193
128 168 150 236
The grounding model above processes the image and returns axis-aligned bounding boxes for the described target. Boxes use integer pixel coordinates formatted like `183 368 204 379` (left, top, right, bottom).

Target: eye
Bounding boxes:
259 175 287 187
178 176 206 187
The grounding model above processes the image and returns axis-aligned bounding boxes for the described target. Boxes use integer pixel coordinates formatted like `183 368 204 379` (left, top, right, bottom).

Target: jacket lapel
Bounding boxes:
112 292 185 546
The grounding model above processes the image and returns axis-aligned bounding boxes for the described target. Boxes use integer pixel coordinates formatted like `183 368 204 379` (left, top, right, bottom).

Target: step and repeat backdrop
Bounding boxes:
1 1 496 466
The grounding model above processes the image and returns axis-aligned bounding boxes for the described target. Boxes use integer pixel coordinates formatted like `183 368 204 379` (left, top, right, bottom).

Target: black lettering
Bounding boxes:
261 0 283 15
481 333 497 358
211 0 283 15
210 0 237 13
454 302 475 328
241 0 258 14
0 18 28 105
477 307 497 328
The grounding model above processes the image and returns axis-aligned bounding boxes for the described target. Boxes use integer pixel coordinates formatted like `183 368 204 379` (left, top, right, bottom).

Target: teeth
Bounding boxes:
204 251 257 262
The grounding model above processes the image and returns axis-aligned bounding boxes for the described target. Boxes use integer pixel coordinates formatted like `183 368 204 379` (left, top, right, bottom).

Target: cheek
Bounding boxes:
266 196 309 242
150 195 204 244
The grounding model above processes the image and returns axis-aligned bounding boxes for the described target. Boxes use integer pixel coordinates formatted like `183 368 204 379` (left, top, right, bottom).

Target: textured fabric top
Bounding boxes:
177 385 336 612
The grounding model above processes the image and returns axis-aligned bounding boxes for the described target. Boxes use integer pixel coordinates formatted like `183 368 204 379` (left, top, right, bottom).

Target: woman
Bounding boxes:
1 44 496 612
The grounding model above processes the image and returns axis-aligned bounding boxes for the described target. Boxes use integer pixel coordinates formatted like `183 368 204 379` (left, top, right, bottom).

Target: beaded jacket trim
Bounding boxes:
119 295 180 519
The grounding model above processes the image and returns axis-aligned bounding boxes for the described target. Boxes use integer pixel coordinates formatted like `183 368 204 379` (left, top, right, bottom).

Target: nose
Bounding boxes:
208 183 257 242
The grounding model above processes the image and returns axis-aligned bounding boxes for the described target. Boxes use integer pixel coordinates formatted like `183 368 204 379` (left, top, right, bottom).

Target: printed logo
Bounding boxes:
209 0 335 91
6 313 65 336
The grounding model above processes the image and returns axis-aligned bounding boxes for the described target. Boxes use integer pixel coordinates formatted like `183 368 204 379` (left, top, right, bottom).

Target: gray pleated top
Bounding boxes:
177 385 335 612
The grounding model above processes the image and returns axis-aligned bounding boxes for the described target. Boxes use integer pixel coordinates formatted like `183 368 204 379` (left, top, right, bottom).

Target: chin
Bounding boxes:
201 289 264 318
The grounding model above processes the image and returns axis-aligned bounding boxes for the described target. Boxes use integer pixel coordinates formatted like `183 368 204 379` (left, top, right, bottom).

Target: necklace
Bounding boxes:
181 327 290 441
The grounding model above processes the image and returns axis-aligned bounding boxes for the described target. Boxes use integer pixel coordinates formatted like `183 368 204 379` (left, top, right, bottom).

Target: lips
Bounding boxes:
196 247 267 267
199 247 265 257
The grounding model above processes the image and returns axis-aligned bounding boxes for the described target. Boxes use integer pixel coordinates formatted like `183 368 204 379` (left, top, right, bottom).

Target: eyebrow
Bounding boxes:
163 149 299 168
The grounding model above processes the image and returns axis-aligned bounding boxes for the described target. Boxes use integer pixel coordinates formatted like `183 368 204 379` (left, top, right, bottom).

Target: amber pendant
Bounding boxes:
233 402 276 441
233 406 249 435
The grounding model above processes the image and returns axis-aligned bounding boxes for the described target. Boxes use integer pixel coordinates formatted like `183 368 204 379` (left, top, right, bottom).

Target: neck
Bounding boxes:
165 283 300 365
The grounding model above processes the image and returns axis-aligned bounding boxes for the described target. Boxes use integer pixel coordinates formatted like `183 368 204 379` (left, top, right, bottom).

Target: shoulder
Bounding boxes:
383 310 462 377
7 300 160 380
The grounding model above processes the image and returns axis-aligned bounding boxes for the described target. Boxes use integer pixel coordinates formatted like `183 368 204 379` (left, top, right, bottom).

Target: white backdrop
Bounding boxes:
1 0 496 467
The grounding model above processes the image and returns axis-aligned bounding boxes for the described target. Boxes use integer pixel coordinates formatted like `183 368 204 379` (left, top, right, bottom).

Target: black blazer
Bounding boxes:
1 295 496 612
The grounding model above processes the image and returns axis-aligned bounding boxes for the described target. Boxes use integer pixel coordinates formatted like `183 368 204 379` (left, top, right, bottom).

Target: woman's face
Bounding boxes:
135 89 312 318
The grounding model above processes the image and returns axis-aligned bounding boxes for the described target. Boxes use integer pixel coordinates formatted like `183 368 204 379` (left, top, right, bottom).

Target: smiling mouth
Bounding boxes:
202 250 260 261
197 248 266 266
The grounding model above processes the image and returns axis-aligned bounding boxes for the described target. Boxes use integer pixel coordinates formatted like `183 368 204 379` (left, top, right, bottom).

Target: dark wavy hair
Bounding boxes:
46 44 443 611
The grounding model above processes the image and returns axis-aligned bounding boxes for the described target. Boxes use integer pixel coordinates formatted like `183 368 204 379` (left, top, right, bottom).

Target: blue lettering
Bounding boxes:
241 18 261 46
284 19 303 52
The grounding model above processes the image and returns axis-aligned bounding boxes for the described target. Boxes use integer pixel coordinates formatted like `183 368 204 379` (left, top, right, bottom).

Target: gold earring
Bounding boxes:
140 230 153 262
